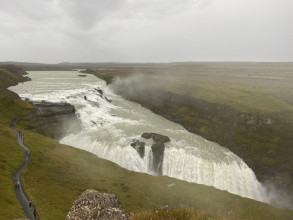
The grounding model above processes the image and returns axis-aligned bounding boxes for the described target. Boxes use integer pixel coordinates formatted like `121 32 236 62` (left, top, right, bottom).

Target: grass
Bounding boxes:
128 74 293 115
0 69 19 88
0 95 34 219
130 208 236 220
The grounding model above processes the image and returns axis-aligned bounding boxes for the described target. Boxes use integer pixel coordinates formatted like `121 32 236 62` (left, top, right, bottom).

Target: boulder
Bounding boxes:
66 190 129 220
130 140 145 158
141 133 170 143
141 133 152 139
30 101 82 140
151 133 170 144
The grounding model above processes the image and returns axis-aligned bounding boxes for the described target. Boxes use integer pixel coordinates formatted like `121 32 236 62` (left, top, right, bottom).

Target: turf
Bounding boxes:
0 95 34 219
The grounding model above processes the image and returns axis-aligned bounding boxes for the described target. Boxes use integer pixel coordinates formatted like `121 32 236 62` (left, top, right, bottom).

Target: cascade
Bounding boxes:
9 70 269 204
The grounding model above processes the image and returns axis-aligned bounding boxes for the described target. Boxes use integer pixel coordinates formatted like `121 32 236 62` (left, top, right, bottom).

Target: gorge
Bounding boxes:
8 70 287 209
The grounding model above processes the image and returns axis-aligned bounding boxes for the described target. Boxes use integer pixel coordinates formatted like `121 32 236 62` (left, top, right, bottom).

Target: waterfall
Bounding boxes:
9 70 270 205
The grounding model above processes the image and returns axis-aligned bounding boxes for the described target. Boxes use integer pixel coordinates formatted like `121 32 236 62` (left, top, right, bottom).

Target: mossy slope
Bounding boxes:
0 95 34 219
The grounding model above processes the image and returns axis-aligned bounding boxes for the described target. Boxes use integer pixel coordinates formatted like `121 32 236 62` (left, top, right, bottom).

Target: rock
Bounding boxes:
141 133 170 143
151 133 170 144
105 97 112 103
151 143 165 175
141 133 152 139
66 190 129 220
94 88 111 102
30 101 82 140
84 96 87 100
130 140 145 158
95 88 103 96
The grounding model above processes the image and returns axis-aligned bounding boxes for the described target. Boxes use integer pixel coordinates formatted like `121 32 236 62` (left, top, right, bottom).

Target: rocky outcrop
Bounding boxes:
141 133 170 175
95 88 103 96
130 139 145 158
141 133 170 144
94 87 111 102
66 190 129 220
29 101 82 140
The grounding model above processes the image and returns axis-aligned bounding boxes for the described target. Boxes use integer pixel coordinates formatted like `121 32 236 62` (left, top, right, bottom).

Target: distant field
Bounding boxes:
88 62 293 115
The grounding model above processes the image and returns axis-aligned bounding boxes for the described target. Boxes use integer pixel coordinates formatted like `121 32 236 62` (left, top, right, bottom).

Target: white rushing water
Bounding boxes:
9 71 270 203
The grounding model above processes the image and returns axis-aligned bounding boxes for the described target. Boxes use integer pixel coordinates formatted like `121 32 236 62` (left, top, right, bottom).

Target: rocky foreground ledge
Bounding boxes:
66 190 130 220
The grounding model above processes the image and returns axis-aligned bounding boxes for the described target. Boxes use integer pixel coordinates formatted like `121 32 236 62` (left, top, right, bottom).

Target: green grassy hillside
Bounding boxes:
0 65 35 219
0 95 34 219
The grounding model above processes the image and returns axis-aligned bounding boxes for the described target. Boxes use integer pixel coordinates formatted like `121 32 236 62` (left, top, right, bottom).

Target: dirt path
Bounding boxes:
10 118 39 220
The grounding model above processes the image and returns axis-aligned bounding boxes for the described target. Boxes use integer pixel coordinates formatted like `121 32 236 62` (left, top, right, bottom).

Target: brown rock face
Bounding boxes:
151 133 170 144
141 133 171 175
66 190 129 220
141 133 152 139
151 143 165 175
29 101 82 140
131 139 146 158
141 133 170 144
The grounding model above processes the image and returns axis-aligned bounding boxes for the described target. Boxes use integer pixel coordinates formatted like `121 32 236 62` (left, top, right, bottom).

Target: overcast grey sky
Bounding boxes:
0 0 292 63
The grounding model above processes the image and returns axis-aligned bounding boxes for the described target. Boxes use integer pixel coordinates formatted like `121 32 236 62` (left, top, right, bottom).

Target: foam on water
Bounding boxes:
9 71 270 203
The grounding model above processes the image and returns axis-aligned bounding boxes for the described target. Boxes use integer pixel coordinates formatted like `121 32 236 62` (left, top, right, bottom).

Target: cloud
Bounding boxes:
120 0 211 20
0 0 292 62
58 0 126 30
56 0 209 30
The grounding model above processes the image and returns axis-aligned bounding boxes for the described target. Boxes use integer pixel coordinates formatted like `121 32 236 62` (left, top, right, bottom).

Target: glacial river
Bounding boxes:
9 70 270 204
